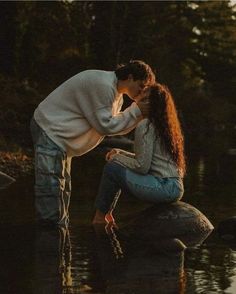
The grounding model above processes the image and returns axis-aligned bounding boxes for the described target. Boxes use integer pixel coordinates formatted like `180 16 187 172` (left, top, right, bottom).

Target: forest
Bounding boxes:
0 1 235 150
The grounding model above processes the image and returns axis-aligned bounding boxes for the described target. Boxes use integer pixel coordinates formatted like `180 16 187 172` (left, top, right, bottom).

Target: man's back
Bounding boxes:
34 70 120 156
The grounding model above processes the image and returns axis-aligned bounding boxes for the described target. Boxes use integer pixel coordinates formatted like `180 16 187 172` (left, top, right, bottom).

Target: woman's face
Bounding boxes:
136 87 151 103
126 75 148 101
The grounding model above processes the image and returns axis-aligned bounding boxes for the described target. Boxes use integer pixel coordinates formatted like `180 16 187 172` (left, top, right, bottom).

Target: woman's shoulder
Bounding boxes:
137 118 153 128
136 119 155 134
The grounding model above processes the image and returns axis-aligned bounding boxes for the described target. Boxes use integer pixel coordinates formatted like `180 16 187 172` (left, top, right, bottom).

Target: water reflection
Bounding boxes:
1 141 236 293
93 225 187 294
32 225 188 293
0 223 234 294
197 157 205 191
0 222 211 294
185 235 236 294
33 227 71 293
33 225 104 293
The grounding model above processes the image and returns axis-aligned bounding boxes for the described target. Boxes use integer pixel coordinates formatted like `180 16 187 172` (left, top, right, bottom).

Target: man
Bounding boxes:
30 60 155 227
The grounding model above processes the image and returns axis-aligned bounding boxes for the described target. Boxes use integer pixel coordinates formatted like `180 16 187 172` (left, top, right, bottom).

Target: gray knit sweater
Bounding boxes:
112 119 181 178
34 70 142 156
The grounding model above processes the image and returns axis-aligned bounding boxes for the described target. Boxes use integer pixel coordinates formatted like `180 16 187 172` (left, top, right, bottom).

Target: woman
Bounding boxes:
93 83 186 225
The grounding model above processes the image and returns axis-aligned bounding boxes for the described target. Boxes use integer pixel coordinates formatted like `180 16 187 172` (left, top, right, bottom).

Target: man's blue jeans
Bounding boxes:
30 118 71 226
95 161 184 214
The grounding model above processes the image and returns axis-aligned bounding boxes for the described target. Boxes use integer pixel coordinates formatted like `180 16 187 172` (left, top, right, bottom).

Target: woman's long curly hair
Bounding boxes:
147 83 186 176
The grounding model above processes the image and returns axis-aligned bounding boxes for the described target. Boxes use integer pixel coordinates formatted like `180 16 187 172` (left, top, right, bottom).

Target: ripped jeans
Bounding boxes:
30 118 71 227
95 161 184 214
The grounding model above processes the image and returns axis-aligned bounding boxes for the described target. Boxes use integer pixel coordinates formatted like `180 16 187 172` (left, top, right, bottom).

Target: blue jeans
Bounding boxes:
30 118 71 226
95 161 184 214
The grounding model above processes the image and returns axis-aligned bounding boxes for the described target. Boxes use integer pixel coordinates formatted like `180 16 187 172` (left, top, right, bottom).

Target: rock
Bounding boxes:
0 171 15 189
93 201 214 294
121 201 214 245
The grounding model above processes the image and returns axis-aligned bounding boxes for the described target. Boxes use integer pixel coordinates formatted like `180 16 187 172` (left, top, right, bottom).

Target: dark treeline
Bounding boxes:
0 1 235 149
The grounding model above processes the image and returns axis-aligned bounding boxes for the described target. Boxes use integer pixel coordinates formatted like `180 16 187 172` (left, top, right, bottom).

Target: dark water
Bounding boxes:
0 137 236 294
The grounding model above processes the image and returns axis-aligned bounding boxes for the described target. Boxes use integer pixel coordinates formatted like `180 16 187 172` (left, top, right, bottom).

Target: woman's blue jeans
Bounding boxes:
30 118 71 227
95 161 184 214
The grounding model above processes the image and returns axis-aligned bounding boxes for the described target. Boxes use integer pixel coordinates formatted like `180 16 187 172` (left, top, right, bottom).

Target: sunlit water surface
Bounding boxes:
0 135 236 294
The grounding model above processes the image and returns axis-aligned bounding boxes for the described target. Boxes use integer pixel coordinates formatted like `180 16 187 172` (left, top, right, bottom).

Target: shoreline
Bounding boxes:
0 151 34 178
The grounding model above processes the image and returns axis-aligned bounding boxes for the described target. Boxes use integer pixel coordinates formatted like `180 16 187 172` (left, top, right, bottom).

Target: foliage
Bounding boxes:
0 74 41 148
0 0 235 148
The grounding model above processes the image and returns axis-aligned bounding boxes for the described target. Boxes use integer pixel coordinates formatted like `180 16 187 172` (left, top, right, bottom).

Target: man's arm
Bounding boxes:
78 77 143 136
85 103 143 136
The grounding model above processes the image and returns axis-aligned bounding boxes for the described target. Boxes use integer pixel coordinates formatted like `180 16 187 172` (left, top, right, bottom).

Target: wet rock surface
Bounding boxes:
121 201 214 244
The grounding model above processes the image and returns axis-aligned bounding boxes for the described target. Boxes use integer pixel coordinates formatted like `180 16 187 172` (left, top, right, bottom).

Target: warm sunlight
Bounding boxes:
1 1 236 293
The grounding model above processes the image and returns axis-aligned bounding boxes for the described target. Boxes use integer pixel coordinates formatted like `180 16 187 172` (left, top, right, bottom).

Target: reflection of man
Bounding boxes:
30 60 155 227
33 227 71 293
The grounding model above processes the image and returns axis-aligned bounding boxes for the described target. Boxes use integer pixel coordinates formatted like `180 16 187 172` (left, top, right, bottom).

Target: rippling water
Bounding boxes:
0 139 236 293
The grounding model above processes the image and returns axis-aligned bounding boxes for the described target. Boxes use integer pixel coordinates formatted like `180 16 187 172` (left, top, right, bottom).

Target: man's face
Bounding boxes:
126 75 148 102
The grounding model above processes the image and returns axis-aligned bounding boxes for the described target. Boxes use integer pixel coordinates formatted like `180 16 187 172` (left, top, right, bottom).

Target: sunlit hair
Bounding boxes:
115 60 156 86
147 83 186 176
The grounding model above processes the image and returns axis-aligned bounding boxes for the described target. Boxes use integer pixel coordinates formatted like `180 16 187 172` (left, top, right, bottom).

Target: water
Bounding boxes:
0 139 236 294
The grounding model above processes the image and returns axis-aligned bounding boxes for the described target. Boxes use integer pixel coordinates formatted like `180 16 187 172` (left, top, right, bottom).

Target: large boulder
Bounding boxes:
93 200 214 294
121 201 214 245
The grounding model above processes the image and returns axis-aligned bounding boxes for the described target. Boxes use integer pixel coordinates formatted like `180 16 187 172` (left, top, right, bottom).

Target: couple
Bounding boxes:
31 60 185 227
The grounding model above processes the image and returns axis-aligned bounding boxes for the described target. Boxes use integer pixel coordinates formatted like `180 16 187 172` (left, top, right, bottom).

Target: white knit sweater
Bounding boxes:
34 70 142 156
112 119 181 178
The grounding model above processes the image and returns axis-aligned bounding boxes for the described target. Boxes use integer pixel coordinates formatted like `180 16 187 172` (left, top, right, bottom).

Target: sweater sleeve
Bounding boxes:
79 79 142 136
113 148 135 158
112 119 154 174
86 103 142 136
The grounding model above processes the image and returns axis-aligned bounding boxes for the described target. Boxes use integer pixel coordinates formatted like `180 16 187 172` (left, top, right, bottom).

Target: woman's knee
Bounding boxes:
103 161 127 187
103 161 125 177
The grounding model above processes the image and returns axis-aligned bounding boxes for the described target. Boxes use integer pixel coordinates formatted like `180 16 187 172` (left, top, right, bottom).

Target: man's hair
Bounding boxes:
115 60 156 85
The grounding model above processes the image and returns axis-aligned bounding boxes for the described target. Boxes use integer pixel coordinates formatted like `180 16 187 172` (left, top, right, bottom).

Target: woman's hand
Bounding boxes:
105 149 118 161
137 88 150 118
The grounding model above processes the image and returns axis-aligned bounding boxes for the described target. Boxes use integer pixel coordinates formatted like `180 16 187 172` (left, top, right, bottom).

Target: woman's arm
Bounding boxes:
105 148 135 161
111 119 154 174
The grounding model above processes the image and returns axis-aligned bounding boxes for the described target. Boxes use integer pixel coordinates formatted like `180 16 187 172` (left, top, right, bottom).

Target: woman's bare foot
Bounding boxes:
105 211 115 223
92 210 117 227
105 211 118 230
